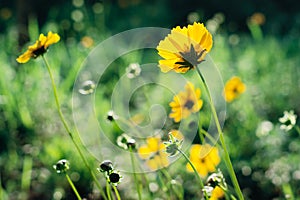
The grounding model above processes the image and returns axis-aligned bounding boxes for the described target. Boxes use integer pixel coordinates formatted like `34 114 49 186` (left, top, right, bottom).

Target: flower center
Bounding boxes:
32 47 47 58
184 100 194 109
176 45 207 70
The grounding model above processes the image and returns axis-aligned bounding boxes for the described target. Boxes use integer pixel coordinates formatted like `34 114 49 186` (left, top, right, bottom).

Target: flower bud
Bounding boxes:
53 159 70 174
99 160 113 172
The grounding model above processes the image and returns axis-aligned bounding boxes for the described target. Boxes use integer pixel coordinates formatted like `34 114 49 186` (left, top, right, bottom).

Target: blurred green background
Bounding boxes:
1 0 300 199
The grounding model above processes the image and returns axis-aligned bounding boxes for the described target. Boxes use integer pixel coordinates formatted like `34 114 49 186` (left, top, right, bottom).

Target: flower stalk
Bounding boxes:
176 148 205 195
195 65 244 200
129 146 142 200
42 56 107 200
65 173 82 200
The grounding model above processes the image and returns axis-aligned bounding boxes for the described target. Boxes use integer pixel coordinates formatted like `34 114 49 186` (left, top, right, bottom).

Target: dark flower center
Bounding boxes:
99 160 113 172
109 172 121 183
32 47 47 58
184 100 194 109
176 45 206 70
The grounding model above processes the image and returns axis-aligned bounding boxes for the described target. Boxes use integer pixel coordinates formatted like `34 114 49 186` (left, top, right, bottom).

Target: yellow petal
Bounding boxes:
138 145 152 159
44 32 60 48
16 51 32 63
146 137 160 151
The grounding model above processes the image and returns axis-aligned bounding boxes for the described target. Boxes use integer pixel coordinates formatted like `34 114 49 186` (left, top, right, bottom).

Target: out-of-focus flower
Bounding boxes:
169 81 203 122
279 110 297 131
117 133 136 150
265 157 292 186
0 8 12 20
16 32 60 63
186 144 220 177
78 80 96 95
209 186 225 200
256 120 274 137
223 76 246 102
157 22 213 73
138 137 169 170
249 12 266 26
126 63 141 79
81 36 94 48
107 110 119 121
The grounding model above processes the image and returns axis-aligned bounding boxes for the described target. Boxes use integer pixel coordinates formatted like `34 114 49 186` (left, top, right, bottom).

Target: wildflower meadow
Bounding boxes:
1 1 300 200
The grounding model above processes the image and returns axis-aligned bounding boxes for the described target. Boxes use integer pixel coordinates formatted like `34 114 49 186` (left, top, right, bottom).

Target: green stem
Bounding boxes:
106 181 112 200
113 185 121 200
42 56 107 200
195 66 244 200
176 148 207 199
129 147 142 200
161 168 184 200
282 183 295 200
200 129 222 149
295 125 300 136
65 174 82 200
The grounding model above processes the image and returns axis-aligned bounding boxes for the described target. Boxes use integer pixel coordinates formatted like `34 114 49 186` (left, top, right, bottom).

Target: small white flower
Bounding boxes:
279 110 297 131
126 63 141 79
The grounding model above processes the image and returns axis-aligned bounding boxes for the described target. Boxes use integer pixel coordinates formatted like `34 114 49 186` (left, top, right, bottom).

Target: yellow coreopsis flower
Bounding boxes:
186 144 220 177
157 22 213 73
138 137 169 170
169 81 203 122
16 31 60 63
223 76 246 102
209 186 225 200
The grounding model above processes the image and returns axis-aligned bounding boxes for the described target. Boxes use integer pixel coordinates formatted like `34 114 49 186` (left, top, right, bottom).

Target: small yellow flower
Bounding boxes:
223 76 246 102
186 144 220 177
157 22 213 73
169 81 203 122
209 186 225 200
138 137 169 170
16 31 60 63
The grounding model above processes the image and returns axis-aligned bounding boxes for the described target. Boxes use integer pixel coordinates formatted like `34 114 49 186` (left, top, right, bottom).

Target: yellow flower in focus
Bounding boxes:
16 31 60 63
209 186 225 200
157 22 213 73
223 76 246 102
138 137 169 170
169 81 203 122
186 144 220 177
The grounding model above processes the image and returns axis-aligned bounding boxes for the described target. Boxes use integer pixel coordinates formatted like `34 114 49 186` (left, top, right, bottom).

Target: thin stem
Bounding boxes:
161 168 184 200
106 181 112 200
42 56 108 200
176 148 205 192
129 147 142 200
295 125 300 136
200 129 222 149
112 185 121 200
195 66 244 200
65 174 82 200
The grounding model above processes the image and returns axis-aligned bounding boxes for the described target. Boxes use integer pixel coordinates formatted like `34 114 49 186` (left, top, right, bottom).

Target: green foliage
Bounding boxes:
1 1 300 199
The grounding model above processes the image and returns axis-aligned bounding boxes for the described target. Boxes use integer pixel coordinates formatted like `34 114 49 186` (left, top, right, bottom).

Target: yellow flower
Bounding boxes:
157 22 213 73
168 129 184 141
169 81 203 122
209 186 225 200
186 144 220 177
16 31 60 63
138 137 169 170
223 76 246 102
